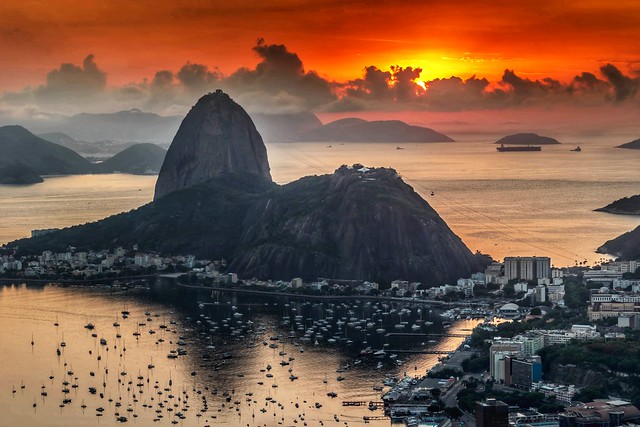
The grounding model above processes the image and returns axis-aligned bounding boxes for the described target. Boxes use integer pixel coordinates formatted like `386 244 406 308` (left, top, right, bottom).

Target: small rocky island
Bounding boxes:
595 195 640 215
11 90 484 285
616 138 640 149
495 133 561 145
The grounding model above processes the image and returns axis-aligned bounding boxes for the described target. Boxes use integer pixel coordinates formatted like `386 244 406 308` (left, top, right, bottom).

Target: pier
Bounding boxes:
373 349 452 355
385 332 467 338
342 401 384 407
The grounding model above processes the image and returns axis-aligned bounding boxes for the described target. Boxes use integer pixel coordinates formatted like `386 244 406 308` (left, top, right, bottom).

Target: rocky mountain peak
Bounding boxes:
154 90 272 200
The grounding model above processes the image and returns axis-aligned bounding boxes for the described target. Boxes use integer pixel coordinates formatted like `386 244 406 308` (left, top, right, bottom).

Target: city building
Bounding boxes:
497 302 522 319
504 256 552 281
476 399 509 427
507 355 542 390
559 400 640 426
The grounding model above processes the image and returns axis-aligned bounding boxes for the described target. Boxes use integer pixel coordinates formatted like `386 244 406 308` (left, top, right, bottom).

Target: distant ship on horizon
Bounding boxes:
496 144 542 152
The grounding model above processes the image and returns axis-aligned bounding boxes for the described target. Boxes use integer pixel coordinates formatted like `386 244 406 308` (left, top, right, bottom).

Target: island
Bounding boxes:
595 195 640 215
495 133 561 145
617 138 640 149
296 118 454 142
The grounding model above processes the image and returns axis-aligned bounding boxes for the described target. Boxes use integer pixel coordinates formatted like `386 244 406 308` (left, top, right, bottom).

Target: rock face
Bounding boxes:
495 133 560 145
0 125 93 178
229 166 481 284
154 91 272 200
298 118 454 142
97 143 167 175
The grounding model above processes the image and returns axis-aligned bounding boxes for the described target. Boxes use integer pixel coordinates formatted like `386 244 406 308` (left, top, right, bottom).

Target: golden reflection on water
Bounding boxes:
0 284 478 427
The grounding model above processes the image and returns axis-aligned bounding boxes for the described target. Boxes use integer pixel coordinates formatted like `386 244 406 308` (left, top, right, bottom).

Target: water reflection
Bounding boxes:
1 283 480 426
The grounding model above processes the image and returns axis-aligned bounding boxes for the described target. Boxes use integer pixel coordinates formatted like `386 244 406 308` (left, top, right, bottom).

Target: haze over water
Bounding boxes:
1 140 637 266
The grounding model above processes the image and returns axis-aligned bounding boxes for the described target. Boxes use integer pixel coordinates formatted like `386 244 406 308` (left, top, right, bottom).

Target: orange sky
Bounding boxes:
2 0 640 91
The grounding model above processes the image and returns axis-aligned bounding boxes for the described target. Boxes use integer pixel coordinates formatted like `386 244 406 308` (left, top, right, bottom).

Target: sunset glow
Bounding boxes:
2 1 640 89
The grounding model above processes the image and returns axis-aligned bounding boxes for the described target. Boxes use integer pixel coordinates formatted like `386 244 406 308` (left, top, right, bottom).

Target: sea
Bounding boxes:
1 140 638 266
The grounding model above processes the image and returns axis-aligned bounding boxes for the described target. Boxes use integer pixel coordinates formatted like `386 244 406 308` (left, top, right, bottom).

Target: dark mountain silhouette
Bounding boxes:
154 90 272 200
0 125 93 183
96 143 167 175
598 226 640 261
11 91 484 285
617 138 640 150
495 133 560 145
297 118 454 142
595 195 640 215
0 161 44 184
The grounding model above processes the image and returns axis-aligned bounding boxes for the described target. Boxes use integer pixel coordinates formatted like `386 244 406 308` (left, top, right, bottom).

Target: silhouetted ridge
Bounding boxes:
0 125 93 181
154 90 271 200
298 118 453 142
97 143 166 175
495 133 560 145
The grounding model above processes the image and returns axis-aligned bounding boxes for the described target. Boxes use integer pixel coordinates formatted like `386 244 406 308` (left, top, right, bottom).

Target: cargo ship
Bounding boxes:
496 144 542 152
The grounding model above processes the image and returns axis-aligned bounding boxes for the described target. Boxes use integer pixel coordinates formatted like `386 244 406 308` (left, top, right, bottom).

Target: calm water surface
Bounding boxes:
1 284 473 426
0 141 638 265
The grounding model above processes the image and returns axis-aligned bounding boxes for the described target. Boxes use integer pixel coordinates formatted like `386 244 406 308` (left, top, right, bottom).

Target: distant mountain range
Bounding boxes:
296 118 454 142
0 125 166 183
0 125 93 184
64 109 183 143
616 138 640 149
37 132 151 158
5 103 453 146
495 133 560 145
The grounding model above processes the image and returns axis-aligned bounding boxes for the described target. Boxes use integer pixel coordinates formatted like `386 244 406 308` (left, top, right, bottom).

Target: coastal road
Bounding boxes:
442 376 476 427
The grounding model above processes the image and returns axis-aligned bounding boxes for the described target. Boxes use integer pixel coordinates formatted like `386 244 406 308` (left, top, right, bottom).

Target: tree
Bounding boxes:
445 407 463 419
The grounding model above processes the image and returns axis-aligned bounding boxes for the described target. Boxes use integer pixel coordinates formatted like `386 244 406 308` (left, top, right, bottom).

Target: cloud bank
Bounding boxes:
2 40 640 121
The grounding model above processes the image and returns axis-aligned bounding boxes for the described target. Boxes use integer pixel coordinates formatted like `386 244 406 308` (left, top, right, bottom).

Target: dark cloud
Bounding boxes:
498 69 564 105
35 54 107 103
343 66 392 100
224 39 336 112
391 66 423 101
176 63 220 94
424 75 491 111
2 42 640 119
599 63 639 102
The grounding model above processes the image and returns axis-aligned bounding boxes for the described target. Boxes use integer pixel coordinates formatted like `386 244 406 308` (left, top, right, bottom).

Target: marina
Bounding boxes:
1 282 481 426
